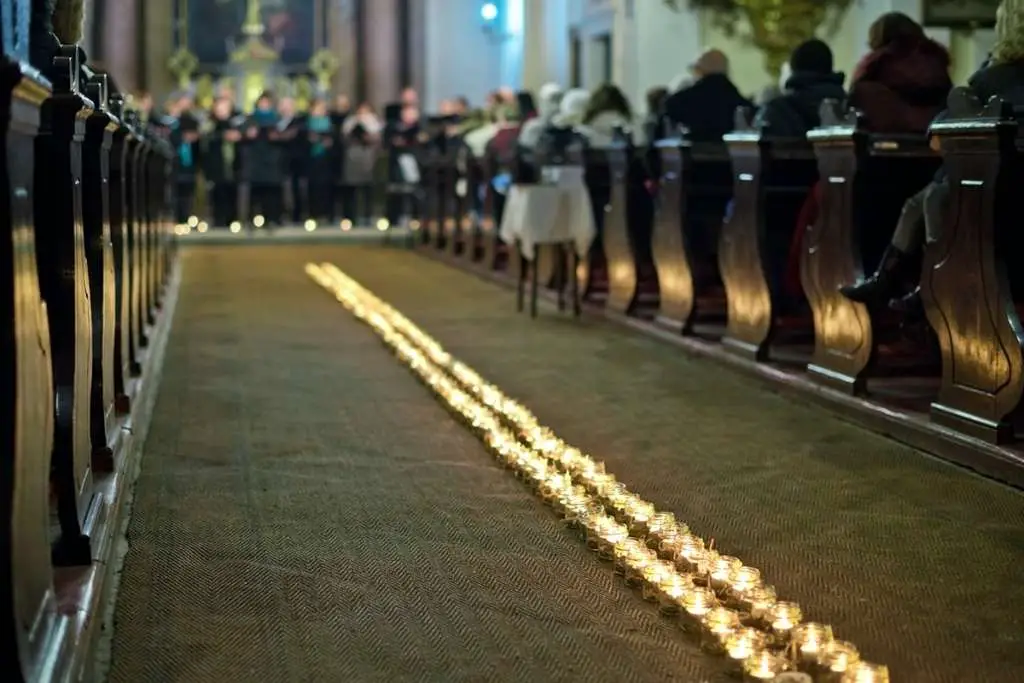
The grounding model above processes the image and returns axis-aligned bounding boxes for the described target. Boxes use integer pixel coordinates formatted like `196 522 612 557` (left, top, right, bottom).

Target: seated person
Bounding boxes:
842 0 1024 309
849 12 952 133
755 39 846 136
578 83 633 148
662 48 751 142
519 83 564 150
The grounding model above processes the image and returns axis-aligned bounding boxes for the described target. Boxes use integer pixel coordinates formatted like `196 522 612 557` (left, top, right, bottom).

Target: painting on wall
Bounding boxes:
922 0 999 28
186 0 319 65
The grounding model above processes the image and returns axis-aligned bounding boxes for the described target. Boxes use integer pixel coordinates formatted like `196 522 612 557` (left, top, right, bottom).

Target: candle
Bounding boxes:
725 628 767 669
840 662 889 683
597 521 629 560
672 534 708 574
767 601 803 645
700 606 741 653
709 555 743 592
657 573 693 615
645 512 676 547
612 538 642 575
741 650 791 681
640 560 675 601
679 586 718 633
819 641 860 677
791 623 834 667
624 546 657 586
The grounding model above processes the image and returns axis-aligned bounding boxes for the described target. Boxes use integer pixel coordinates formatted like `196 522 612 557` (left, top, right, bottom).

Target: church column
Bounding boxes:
522 0 570 91
328 0 359 98
142 0 174 95
91 0 141 91
363 0 401 105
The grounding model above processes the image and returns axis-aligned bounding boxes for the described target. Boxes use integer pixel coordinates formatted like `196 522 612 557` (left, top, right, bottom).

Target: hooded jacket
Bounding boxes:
850 38 952 133
662 73 752 142
755 70 847 137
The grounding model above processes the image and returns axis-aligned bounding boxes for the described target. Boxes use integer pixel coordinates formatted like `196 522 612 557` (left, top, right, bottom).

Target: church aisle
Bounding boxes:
325 246 1024 683
105 246 732 683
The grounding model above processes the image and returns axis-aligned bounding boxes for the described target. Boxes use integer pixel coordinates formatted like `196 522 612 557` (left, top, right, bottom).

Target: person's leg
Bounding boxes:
840 184 928 304
923 177 950 246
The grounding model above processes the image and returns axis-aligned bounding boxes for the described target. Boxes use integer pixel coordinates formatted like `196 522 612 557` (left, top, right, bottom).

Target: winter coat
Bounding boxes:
662 73 752 142
755 71 847 138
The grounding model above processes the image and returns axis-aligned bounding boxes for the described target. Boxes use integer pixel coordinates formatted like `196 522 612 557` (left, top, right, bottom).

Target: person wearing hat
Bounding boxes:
755 39 846 137
661 48 752 142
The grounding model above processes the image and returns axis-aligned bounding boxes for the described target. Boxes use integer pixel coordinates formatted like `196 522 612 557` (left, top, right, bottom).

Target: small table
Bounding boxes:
499 169 595 317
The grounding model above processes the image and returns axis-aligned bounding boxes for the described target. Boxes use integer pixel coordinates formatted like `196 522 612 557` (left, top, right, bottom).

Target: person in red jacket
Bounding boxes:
849 12 952 134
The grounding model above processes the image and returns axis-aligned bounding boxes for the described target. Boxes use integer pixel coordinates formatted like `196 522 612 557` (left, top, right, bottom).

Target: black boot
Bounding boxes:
839 245 912 305
889 286 923 317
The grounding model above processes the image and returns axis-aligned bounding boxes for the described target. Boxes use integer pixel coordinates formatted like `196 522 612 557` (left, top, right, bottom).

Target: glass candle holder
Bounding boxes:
767 601 803 646
839 662 889 683
818 640 860 681
708 555 743 592
679 586 719 633
725 629 768 672
699 606 741 654
645 512 676 547
597 523 629 560
672 534 708 574
624 547 658 586
640 560 676 601
612 538 642 576
791 623 834 669
657 574 694 615
742 650 792 681
625 501 655 536
724 565 762 607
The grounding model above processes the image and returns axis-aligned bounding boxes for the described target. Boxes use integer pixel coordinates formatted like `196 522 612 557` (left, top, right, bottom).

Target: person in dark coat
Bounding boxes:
166 93 202 223
244 92 285 226
277 96 308 223
202 96 245 228
756 39 847 137
849 12 952 133
841 0 1024 309
661 49 752 142
306 98 336 223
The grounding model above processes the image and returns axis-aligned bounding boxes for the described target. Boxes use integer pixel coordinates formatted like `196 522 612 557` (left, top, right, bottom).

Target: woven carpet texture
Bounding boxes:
106 244 1024 683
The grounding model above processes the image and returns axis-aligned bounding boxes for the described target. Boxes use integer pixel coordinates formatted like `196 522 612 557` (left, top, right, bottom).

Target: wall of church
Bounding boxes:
422 0 520 110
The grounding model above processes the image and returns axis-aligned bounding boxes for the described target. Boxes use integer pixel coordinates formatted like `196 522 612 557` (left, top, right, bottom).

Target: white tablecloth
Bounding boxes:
499 181 595 260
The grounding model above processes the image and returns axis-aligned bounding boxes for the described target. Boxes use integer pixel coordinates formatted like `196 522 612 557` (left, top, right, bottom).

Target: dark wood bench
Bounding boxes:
803 100 941 393
720 109 818 361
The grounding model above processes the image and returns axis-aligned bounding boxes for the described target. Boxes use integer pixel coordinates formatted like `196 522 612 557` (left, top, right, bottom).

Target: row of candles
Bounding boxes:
307 262 891 683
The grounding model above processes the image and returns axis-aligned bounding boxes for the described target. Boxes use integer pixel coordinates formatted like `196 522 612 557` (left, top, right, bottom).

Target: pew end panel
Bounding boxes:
923 97 1024 443
1 54 61 681
581 149 610 302
651 137 694 331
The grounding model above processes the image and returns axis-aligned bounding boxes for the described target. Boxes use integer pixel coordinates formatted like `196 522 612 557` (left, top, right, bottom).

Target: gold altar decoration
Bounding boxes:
230 0 282 111
168 47 199 90
666 0 853 76
309 49 340 93
195 74 215 109
306 262 890 678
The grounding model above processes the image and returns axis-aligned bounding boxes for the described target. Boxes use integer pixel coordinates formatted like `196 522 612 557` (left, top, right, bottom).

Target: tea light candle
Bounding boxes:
709 555 743 592
699 606 741 653
624 546 658 586
645 512 676 546
597 522 629 560
840 662 889 683
767 601 803 644
791 623 833 667
640 560 676 601
819 641 860 678
612 538 642 575
672 534 707 574
679 586 718 633
657 573 693 615
742 650 791 681
725 628 768 669
625 501 655 535
739 584 777 626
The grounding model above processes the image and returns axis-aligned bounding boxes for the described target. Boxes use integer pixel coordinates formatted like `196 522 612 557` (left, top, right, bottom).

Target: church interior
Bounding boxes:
5 0 1024 681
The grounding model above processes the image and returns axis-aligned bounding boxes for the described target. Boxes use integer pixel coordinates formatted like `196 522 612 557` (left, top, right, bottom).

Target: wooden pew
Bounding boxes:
602 129 659 317
104 96 132 413
651 134 732 333
1 46 60 681
445 144 470 258
33 45 94 566
803 101 940 393
580 149 610 302
477 149 507 271
921 91 1024 443
80 70 118 470
420 146 442 246
462 153 485 262
436 145 456 250
720 110 818 360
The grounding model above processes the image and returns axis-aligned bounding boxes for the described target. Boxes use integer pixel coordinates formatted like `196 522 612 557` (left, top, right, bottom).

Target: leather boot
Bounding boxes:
889 286 923 317
839 245 912 305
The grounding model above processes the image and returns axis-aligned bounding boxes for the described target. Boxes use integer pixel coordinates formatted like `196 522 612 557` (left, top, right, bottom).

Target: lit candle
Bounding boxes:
709 555 743 592
840 661 889 683
725 628 767 670
613 538 644 576
700 606 741 653
672 534 708 574
624 500 655 535
645 512 676 547
791 623 834 667
819 641 860 678
679 586 718 633
640 560 676 601
767 601 803 645
657 573 693 615
742 650 791 681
